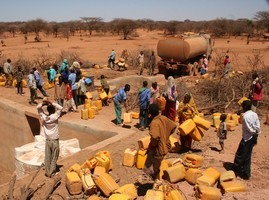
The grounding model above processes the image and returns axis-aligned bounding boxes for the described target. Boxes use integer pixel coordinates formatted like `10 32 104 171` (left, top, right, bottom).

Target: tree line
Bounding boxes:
0 11 268 41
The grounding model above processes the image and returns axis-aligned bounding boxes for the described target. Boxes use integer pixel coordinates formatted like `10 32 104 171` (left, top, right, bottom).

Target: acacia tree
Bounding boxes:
27 18 48 42
162 20 180 35
254 11 269 32
80 17 103 35
7 24 18 37
114 19 137 40
209 18 229 37
49 22 60 37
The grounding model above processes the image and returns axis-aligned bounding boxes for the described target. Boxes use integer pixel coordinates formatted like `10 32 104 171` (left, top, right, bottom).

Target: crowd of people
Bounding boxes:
1 58 93 113
0 54 263 183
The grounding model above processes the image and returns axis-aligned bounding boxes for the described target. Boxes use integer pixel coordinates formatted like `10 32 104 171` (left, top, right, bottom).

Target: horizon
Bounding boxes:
0 0 268 23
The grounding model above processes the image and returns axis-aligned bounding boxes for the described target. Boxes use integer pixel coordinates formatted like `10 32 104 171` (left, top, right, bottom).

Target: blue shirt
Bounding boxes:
68 73 77 90
49 68 57 82
34 71 42 86
60 60 69 73
114 87 126 103
110 51 116 60
139 88 150 109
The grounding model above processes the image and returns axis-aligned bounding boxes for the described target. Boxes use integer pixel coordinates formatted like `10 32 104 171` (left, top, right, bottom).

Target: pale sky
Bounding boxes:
1 0 268 22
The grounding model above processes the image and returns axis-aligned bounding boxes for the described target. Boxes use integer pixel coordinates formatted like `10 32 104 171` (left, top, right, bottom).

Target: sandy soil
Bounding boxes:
0 30 269 199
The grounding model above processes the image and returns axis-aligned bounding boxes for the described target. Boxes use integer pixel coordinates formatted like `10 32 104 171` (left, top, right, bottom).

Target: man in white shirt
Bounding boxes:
3 58 13 87
138 51 144 75
233 100 260 180
37 100 63 177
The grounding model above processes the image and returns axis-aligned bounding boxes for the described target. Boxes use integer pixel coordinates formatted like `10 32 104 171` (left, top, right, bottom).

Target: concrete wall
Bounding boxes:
0 99 118 172
0 99 34 171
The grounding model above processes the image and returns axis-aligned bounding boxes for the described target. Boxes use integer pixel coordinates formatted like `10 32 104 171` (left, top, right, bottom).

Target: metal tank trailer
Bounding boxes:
157 33 212 78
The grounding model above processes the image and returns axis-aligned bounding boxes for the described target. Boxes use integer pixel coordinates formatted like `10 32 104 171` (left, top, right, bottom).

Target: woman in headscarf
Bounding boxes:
177 93 199 151
162 76 178 121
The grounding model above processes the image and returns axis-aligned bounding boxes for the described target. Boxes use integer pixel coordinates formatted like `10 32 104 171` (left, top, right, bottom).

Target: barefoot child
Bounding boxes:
218 114 227 153
65 80 77 112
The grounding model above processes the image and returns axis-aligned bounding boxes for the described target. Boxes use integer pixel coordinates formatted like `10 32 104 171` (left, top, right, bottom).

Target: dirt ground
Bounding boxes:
0 30 269 199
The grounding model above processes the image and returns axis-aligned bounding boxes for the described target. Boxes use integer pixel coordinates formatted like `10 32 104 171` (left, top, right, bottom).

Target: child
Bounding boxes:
138 81 151 131
218 114 227 154
65 80 77 112
150 81 160 104
14 66 24 95
54 75 63 106
77 77 87 105
100 75 110 106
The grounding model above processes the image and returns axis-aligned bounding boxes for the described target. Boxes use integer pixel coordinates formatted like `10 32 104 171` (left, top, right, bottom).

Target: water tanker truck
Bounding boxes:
157 33 212 78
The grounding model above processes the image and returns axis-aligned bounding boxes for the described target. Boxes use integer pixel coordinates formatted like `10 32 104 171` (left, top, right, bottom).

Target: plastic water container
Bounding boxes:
130 111 139 119
189 127 204 141
136 149 147 169
85 99 92 106
97 150 113 170
159 159 169 180
202 167 221 182
95 99 102 110
123 148 137 167
114 183 138 200
99 91 108 100
238 96 249 105
163 164 186 183
226 120 236 131
81 109 88 120
178 119 196 136
219 170 236 182
195 185 222 200
107 92 113 99
157 96 166 111
212 115 221 128
225 113 232 122
196 175 216 187
68 163 81 173
231 114 239 125
83 157 97 170
193 115 211 130
144 189 164 200
93 173 120 197
65 171 82 195
220 180 246 192
93 166 106 176
108 193 132 200
185 168 202 185
95 153 110 173
183 154 204 168
78 169 96 195
137 136 151 150
88 107 95 119
123 113 132 124
165 157 183 167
